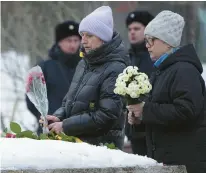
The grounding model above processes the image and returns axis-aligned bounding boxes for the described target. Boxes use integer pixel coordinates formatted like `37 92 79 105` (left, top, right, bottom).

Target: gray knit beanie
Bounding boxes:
144 10 185 47
79 6 114 42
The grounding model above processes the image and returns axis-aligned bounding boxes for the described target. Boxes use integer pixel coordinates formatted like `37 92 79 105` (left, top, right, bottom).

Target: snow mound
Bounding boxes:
0 138 162 170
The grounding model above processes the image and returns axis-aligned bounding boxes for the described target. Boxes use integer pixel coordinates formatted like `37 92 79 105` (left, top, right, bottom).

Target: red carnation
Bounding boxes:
41 76 46 84
6 133 16 138
26 75 33 92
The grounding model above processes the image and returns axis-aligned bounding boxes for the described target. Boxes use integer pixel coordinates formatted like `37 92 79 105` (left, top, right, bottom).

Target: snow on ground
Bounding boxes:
0 138 162 170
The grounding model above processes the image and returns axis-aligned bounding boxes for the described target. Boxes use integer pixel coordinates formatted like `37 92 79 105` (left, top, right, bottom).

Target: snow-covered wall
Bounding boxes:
1 138 186 173
1 138 161 170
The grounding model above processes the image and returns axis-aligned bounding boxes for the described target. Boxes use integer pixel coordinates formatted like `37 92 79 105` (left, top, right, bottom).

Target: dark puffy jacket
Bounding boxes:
142 44 206 173
54 32 129 149
126 42 153 139
26 45 80 131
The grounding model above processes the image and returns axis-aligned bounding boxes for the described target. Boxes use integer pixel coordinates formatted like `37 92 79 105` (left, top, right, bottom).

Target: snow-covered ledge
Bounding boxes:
1 166 187 173
1 139 187 173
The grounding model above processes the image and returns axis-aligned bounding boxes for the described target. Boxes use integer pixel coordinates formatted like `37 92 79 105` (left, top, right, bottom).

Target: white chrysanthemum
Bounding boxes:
129 67 138 75
136 76 145 82
114 80 127 96
135 73 149 84
140 81 152 94
114 87 120 94
127 82 136 90
114 67 151 98
146 83 152 92
138 73 149 79
139 85 147 94
123 66 138 77
133 66 139 71
123 66 132 74
117 73 130 82
130 92 139 98
122 74 130 82
115 86 127 96
118 73 124 78
114 88 119 94
115 81 126 88
126 83 140 97
130 81 138 85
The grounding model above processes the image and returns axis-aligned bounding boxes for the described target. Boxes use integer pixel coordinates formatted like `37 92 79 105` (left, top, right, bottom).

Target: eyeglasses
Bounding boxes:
144 37 157 47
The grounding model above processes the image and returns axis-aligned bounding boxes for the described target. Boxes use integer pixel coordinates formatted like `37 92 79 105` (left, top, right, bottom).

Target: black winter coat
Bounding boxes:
54 32 129 149
126 42 153 139
142 44 206 173
129 42 153 77
26 44 80 120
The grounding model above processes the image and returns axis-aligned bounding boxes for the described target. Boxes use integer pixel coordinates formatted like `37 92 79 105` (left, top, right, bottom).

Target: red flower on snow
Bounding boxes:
6 133 16 138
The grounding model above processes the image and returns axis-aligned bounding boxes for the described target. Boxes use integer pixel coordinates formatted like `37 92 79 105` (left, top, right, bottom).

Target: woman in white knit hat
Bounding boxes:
40 6 129 150
127 10 206 173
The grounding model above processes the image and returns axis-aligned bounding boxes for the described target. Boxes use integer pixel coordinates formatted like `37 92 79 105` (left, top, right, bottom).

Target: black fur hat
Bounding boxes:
126 10 154 27
55 20 81 43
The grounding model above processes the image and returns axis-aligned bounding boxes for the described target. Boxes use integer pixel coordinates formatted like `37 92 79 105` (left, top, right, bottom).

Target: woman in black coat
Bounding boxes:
40 6 129 150
127 11 206 173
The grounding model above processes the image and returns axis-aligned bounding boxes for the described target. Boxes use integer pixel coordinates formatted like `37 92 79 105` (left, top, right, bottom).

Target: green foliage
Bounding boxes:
16 130 38 139
8 121 82 143
104 143 118 150
10 122 21 133
8 122 118 149
39 133 49 140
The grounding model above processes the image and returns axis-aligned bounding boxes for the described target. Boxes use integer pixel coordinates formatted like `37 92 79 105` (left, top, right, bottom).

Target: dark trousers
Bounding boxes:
131 137 147 156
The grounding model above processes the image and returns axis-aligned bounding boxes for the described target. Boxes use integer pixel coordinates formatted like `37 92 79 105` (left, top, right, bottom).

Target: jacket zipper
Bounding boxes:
66 59 89 117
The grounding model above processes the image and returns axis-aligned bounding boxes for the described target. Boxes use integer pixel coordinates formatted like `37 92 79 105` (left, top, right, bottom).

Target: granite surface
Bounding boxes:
1 165 187 173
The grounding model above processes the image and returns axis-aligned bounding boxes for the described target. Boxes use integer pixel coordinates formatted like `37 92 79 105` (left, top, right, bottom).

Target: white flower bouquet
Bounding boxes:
114 66 152 105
